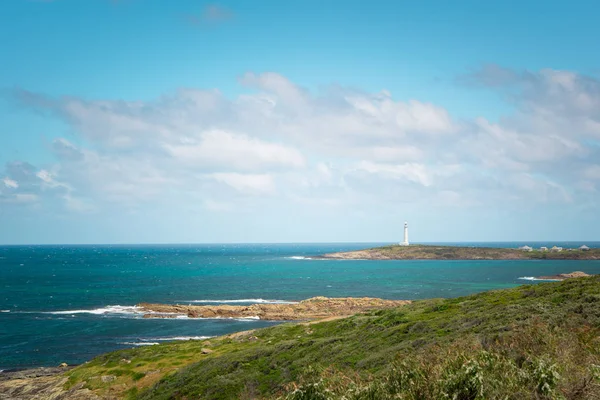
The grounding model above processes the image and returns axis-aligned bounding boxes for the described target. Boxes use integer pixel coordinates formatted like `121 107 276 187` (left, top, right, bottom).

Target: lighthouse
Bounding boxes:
401 222 409 246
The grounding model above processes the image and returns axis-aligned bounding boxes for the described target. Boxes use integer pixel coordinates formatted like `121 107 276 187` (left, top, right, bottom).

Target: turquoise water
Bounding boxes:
1 242 600 370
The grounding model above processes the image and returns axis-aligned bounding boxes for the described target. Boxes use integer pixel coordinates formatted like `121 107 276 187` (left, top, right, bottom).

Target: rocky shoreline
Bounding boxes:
138 296 411 320
319 244 600 260
1 280 594 399
0 297 410 399
536 271 591 280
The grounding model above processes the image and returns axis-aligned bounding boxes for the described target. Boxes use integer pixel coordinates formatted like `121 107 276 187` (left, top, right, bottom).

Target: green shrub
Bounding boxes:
438 358 483 400
286 381 332 400
529 357 560 397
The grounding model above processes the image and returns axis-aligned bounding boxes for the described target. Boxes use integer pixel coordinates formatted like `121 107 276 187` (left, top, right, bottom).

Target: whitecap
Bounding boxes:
0 310 10 313
185 299 297 304
518 277 561 281
45 305 144 315
286 256 313 260
236 316 260 321
119 342 159 346
141 336 213 342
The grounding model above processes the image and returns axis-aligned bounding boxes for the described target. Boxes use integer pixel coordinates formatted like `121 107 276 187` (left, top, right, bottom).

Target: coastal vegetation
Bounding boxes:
320 244 600 260
19 275 596 399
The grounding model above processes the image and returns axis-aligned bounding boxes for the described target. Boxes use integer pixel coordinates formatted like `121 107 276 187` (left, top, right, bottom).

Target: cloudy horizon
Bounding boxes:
2 0 600 244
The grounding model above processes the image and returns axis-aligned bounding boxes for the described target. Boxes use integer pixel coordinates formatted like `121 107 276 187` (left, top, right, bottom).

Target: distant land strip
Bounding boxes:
317 244 600 260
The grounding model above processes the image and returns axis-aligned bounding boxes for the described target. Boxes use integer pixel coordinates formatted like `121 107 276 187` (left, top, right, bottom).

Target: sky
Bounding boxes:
2 0 600 244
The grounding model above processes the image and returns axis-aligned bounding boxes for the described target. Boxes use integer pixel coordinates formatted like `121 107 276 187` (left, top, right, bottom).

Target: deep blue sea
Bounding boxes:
2 242 600 371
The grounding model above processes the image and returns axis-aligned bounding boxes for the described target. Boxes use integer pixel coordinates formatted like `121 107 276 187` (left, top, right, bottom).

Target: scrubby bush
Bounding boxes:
286 380 332 400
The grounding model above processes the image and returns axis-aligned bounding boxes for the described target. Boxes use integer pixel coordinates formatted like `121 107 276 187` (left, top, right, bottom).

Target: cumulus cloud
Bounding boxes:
5 69 600 218
163 130 305 171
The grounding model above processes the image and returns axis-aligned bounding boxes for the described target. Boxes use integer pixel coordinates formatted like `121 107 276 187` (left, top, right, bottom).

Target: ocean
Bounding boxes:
1 242 600 370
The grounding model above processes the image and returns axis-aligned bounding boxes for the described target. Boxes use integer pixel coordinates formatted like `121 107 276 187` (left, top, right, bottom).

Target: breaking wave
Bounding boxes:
152 315 262 321
518 277 561 281
141 336 213 341
44 305 144 315
119 342 159 346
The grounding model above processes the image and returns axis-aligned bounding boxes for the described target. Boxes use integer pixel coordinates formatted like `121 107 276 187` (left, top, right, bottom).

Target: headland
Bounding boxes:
318 244 600 260
138 297 411 320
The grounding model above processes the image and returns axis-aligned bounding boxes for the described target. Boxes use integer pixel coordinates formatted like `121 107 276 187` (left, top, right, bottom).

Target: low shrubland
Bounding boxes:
65 276 600 399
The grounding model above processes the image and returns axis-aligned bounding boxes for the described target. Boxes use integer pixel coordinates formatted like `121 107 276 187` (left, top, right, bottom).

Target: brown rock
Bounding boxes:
0 375 102 400
138 297 410 322
538 271 592 280
100 375 116 383
200 348 214 354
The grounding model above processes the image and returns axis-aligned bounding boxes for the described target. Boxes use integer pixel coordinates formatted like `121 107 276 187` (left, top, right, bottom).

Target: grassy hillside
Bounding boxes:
321 244 600 260
64 276 600 399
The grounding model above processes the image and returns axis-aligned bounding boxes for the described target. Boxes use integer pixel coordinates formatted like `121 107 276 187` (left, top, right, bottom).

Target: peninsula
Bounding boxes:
138 297 411 320
319 244 600 260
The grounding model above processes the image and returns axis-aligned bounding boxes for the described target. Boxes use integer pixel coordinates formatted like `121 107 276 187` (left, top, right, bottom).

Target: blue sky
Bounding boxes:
2 0 600 244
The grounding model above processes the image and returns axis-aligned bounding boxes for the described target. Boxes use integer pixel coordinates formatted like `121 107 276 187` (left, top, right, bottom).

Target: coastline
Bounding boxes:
318 244 600 260
2 275 598 399
0 297 410 399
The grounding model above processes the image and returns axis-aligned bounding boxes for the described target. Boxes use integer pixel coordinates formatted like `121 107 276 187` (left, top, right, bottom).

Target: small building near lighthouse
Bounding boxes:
400 222 409 246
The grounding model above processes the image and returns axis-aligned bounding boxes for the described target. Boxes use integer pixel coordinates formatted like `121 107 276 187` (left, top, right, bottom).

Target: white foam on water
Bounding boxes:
0 310 9 313
141 336 214 342
286 256 313 260
518 277 561 281
232 316 260 321
185 299 298 304
45 305 144 315
119 342 159 346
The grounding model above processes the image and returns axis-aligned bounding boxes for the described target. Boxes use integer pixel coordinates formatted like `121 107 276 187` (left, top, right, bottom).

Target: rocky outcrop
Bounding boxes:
537 271 591 281
0 368 100 400
138 297 411 320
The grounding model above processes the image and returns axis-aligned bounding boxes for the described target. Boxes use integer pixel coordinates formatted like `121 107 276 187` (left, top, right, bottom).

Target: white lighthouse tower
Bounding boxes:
401 221 409 246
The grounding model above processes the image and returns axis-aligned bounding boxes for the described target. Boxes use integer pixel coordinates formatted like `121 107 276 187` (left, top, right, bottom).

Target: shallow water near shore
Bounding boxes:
2 242 600 370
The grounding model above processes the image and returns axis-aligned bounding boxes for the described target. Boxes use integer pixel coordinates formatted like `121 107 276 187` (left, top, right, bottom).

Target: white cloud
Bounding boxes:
6 68 600 219
240 72 308 111
3 178 18 189
355 161 435 187
164 130 305 171
36 170 53 184
210 173 276 195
